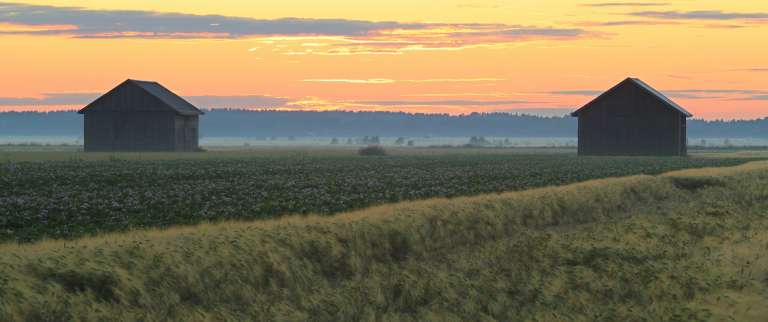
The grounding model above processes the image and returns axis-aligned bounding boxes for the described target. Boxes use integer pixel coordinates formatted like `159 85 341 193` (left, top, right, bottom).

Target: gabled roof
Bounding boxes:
570 77 692 118
78 79 204 115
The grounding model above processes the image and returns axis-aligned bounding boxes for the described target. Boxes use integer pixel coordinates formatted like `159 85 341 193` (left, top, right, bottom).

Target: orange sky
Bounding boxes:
0 0 767 119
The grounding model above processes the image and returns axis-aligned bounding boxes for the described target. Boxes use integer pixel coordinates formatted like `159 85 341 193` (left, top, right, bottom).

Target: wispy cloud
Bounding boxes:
271 97 542 114
668 89 767 95
0 2 594 46
579 20 680 27
356 100 530 107
0 2 421 38
549 88 768 101
185 95 291 108
406 78 507 83
453 27 588 39
548 90 603 96
401 92 524 97
302 78 506 84
581 8 767 28
0 2 596 55
630 10 768 21
727 94 768 101
276 26 594 55
664 92 723 100
301 79 396 84
701 24 748 29
0 92 99 105
0 92 292 108
584 2 669 7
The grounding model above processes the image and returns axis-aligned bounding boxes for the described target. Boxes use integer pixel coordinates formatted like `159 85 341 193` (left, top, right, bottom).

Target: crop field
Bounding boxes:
0 149 757 243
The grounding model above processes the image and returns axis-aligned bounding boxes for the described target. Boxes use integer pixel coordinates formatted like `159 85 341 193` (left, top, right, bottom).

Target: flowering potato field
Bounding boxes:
0 153 751 242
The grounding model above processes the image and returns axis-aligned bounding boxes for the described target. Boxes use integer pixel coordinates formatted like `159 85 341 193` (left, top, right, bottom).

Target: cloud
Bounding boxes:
401 92 522 97
302 78 506 84
301 79 396 84
0 2 423 38
663 92 723 100
185 95 292 108
0 92 292 108
584 2 668 7
701 24 748 29
550 88 768 100
271 97 541 114
356 100 530 106
582 20 680 26
729 95 768 101
268 26 594 55
663 89 768 100
744 68 768 72
630 10 768 21
0 2 595 49
0 92 99 105
667 89 766 95
582 8 768 27
472 28 587 38
549 90 602 96
407 78 507 83
666 74 693 80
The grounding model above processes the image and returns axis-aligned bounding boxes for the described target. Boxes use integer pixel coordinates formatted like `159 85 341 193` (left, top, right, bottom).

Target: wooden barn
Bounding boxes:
571 78 692 156
78 79 204 152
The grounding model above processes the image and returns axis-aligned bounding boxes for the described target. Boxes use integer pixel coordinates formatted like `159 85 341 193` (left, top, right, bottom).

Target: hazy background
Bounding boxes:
2 110 767 147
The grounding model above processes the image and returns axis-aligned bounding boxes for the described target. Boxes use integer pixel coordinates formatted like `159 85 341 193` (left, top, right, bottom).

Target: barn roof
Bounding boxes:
78 79 204 115
570 78 692 118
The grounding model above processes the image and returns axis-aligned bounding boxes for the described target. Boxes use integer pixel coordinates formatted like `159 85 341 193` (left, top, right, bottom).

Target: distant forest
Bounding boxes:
1 109 767 138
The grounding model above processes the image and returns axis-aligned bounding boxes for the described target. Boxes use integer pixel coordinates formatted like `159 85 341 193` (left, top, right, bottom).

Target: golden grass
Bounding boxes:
1 161 768 321
691 149 768 159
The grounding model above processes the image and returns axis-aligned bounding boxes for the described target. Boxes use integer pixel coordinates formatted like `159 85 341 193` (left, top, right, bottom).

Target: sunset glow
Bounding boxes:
1 1 767 119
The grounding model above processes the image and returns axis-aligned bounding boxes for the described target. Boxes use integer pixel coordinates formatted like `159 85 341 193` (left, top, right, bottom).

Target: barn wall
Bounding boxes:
680 115 687 155
84 111 176 152
577 82 686 156
174 115 199 152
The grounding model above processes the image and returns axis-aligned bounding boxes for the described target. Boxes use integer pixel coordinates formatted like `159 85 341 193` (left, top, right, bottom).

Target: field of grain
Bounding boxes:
0 149 754 242
1 160 767 321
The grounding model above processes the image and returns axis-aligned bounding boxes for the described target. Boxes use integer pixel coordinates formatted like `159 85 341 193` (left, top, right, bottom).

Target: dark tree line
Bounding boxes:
1 109 767 138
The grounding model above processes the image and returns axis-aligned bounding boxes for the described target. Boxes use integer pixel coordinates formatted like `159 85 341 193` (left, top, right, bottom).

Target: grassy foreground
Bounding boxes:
2 162 768 321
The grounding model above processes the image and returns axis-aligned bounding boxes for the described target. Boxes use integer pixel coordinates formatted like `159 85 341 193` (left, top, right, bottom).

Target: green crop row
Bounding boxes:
0 153 752 242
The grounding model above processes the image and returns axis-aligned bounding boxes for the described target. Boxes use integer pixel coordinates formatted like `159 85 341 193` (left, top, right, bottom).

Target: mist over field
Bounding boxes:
2 110 768 147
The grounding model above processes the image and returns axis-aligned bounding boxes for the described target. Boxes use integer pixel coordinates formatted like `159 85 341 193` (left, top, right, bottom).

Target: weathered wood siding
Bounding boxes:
576 82 687 156
174 115 199 152
84 111 177 152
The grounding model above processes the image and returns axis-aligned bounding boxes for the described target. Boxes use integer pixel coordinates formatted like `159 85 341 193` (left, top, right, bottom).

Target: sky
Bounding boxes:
0 1 767 119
